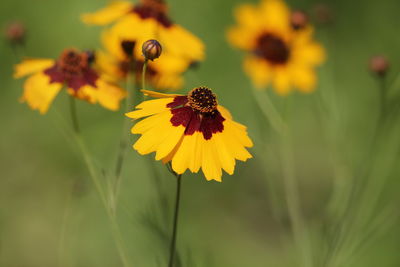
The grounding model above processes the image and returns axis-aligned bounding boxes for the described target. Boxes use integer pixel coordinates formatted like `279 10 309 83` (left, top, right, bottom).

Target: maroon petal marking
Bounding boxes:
83 68 98 87
44 64 65 83
199 112 225 140
169 103 225 140
167 96 188 109
170 106 193 128
132 5 173 28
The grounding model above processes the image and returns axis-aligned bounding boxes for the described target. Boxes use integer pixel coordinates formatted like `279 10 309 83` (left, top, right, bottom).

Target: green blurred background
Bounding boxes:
1 0 400 266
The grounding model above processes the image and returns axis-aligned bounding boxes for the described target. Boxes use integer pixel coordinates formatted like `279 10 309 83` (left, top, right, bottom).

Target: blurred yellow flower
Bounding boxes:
82 0 204 89
126 87 253 182
227 0 325 95
14 49 126 114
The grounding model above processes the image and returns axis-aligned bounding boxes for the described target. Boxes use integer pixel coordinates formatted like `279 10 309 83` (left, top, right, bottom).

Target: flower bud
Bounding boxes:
142 39 162 61
369 56 389 77
313 3 334 24
4 21 26 45
290 10 308 30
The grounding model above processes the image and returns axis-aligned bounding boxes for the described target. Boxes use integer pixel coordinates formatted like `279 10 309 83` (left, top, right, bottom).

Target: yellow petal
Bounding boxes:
213 133 236 175
201 138 222 182
272 67 291 95
133 111 183 155
159 25 205 62
14 59 54 78
152 73 184 90
141 90 182 98
290 65 317 93
217 105 233 120
171 134 198 174
244 56 271 89
95 79 127 110
126 98 173 119
81 1 132 25
260 0 291 31
20 72 62 114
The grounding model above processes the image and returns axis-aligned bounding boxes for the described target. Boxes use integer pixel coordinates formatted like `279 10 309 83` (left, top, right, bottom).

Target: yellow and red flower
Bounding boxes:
14 49 126 114
126 87 253 182
227 0 325 94
82 0 204 89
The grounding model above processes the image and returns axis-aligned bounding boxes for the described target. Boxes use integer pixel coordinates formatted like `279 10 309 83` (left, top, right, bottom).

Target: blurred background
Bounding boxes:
1 0 400 266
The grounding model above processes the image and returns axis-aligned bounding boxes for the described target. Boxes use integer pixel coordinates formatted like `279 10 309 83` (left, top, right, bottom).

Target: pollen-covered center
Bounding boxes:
187 87 218 114
58 49 89 78
255 33 290 64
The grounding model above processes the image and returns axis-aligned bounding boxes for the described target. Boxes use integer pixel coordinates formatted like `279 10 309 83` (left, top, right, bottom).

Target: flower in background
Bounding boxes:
4 21 26 45
126 87 253 181
82 0 204 89
95 30 187 90
227 0 325 95
14 49 126 114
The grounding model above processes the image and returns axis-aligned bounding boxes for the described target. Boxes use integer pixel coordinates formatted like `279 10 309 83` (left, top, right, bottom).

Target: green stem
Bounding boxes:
112 73 137 214
69 96 80 134
68 98 131 267
142 59 149 90
168 173 182 267
253 89 312 267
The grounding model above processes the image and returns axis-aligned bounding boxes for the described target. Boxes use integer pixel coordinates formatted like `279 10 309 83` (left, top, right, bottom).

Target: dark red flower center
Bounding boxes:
167 87 225 140
255 33 290 64
44 49 98 91
132 0 172 28
187 87 218 114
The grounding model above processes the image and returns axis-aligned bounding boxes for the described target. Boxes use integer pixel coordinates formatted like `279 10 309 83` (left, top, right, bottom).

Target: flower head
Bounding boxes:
369 55 389 77
82 0 204 89
4 21 26 45
14 48 126 114
142 39 162 61
126 87 253 182
227 0 325 95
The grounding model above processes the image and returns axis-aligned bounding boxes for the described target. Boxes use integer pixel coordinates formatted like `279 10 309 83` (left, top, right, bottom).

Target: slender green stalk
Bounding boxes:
142 59 149 91
112 73 137 214
252 88 312 267
168 173 182 267
68 97 131 267
69 96 80 134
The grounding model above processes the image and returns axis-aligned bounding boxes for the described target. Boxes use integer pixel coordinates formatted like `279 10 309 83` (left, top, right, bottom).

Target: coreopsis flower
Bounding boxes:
126 87 253 181
82 0 204 88
227 0 325 94
96 31 186 89
14 49 126 114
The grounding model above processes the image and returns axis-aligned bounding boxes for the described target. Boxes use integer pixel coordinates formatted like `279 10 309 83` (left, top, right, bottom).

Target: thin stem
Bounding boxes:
69 96 80 134
142 59 149 90
68 100 131 267
168 173 182 267
253 89 312 267
112 73 137 214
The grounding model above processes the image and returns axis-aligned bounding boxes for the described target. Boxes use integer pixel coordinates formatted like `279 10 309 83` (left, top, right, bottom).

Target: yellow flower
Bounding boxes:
227 0 325 95
126 87 253 182
95 29 188 90
82 0 204 89
14 49 126 114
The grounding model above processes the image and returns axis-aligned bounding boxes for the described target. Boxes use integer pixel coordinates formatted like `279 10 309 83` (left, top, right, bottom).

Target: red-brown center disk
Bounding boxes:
187 87 218 114
44 49 98 91
255 33 290 65
167 88 224 140
58 49 89 78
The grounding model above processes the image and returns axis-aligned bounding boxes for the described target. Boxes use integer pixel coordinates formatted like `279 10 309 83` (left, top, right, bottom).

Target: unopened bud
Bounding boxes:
5 21 26 45
313 3 333 24
142 39 162 61
290 10 308 30
369 56 389 77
